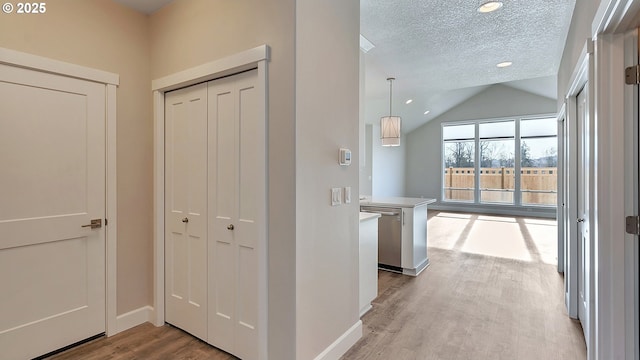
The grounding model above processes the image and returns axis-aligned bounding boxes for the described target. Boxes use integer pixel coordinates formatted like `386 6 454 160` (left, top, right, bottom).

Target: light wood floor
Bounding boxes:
342 211 586 360
47 211 585 360
45 322 237 360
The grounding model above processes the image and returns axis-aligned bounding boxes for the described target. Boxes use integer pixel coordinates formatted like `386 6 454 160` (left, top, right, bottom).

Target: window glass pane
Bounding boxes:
443 141 475 202
479 139 514 204
443 124 474 141
521 137 557 206
521 117 557 138
479 120 514 139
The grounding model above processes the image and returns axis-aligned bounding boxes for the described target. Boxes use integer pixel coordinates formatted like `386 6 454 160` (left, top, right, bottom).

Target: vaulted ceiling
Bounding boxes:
361 0 576 132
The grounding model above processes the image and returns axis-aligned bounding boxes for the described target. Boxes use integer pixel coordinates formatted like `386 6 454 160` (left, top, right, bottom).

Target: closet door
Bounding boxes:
208 69 263 360
165 83 208 340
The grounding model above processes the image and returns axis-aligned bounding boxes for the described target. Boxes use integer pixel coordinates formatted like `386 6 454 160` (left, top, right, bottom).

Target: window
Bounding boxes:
520 117 557 206
442 116 557 207
443 124 475 202
479 120 514 204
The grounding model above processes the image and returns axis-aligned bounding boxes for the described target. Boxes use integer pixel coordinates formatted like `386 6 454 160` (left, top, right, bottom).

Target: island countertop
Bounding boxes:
359 196 436 208
359 212 382 222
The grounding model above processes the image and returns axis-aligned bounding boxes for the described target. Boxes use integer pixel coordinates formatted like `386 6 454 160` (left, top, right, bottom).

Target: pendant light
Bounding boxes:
381 77 401 146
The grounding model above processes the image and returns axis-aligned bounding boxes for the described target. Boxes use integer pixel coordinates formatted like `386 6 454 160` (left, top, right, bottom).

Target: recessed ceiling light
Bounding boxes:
424 110 430 115
496 61 513 68
477 1 503 13
405 99 413 104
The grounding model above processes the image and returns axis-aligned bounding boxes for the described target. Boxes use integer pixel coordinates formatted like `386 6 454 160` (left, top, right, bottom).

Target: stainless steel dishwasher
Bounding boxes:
360 206 402 271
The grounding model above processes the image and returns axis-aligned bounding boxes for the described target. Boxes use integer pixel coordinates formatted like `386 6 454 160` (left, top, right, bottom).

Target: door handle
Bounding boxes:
227 224 235 230
182 217 189 223
577 218 584 223
81 219 102 229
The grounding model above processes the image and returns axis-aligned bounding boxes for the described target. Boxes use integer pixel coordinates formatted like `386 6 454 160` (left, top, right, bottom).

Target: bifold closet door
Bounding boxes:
164 83 208 340
208 69 262 360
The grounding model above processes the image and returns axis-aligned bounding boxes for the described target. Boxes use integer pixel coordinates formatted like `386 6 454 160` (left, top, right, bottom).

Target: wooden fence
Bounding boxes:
443 167 557 205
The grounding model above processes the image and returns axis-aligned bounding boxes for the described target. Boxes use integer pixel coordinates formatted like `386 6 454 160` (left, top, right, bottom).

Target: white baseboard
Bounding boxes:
359 304 372 318
313 320 363 360
115 305 154 334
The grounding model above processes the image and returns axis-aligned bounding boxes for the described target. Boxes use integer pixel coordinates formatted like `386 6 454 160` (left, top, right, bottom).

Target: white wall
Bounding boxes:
371 124 407 197
295 0 361 359
557 0 601 110
360 124 373 195
405 84 556 211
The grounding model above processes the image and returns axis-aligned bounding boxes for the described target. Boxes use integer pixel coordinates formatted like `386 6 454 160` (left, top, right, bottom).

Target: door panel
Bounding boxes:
576 85 589 342
235 80 260 357
165 83 208 340
0 64 105 359
209 69 260 360
208 75 238 353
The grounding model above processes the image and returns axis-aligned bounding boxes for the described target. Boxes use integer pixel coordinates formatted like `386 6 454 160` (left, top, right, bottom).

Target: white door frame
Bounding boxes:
152 45 269 356
564 40 593 324
622 28 640 360
0 47 119 336
589 0 640 358
557 104 566 275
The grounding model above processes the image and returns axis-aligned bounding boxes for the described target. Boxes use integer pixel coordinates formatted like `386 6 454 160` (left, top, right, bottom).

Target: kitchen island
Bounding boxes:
359 212 380 316
360 197 436 276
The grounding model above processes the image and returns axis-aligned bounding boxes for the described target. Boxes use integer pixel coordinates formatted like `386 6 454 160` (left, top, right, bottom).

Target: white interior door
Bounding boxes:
576 85 590 342
165 83 208 340
0 64 106 359
208 69 263 360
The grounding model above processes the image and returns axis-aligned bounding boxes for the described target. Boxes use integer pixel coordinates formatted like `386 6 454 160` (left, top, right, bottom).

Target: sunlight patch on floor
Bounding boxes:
462 217 533 262
427 212 470 250
477 215 516 223
428 211 558 264
523 220 557 264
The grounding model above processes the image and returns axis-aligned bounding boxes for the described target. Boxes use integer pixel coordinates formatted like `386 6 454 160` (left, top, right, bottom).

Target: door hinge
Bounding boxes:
625 65 640 85
105 218 108 226
625 215 639 235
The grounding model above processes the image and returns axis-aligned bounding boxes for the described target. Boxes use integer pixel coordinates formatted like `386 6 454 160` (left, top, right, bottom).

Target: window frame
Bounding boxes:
441 114 558 209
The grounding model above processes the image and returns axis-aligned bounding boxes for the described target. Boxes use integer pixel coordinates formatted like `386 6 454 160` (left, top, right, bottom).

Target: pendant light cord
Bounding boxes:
388 77 394 117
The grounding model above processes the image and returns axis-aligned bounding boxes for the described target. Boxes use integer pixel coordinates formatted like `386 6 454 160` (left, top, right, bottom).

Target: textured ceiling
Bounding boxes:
362 0 576 132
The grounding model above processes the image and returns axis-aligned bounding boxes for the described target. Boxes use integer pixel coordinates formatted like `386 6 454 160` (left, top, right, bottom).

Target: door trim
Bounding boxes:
556 104 566 275
152 45 269 357
564 40 593 324
622 28 640 360
591 1 640 358
0 47 119 336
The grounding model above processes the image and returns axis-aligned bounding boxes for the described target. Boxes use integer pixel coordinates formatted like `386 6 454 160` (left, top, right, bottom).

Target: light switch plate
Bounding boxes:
331 188 342 206
344 186 351 204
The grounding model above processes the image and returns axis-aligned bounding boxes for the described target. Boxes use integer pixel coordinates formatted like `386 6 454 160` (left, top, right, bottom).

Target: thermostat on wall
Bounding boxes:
339 148 351 166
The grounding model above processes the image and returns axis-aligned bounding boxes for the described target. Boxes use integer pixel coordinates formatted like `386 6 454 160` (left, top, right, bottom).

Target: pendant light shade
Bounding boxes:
381 77 401 146
381 116 401 146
